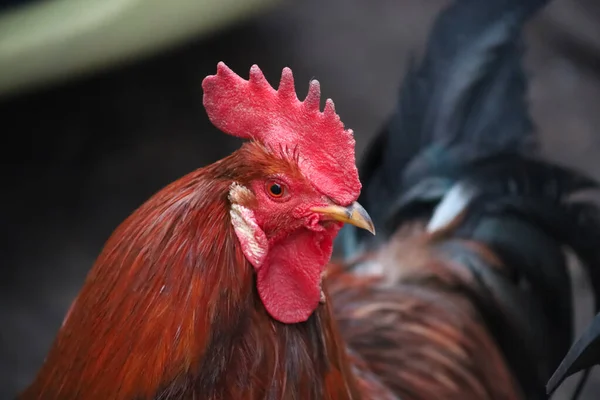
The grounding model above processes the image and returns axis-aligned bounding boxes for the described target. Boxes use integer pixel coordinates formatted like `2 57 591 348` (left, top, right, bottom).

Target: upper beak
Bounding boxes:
311 201 376 235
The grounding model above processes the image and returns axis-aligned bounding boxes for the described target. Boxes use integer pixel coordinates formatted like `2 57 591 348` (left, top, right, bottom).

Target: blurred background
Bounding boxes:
1 0 599 398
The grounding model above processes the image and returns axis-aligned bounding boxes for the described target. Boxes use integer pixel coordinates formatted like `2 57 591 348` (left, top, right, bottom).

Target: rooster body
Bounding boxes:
22 0 600 399
22 141 366 399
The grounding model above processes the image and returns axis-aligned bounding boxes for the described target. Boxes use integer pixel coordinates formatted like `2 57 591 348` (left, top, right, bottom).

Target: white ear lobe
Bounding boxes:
230 203 268 269
228 182 254 203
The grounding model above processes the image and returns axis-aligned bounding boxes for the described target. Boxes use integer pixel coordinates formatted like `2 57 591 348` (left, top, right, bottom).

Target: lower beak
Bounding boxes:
311 201 376 235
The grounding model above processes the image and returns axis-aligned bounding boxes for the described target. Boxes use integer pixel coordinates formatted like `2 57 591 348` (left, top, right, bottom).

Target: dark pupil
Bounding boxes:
270 184 282 196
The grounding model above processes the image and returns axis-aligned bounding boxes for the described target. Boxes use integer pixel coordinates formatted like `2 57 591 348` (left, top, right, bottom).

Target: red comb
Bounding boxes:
202 62 360 205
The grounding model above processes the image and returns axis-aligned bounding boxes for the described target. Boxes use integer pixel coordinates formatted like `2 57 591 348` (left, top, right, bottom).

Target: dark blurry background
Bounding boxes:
1 0 599 398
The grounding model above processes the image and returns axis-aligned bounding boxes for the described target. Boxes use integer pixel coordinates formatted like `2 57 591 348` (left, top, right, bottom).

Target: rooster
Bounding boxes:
21 59 374 400
21 0 600 399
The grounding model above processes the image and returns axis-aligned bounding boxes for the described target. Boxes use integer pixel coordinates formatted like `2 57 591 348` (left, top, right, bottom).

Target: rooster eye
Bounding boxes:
266 181 285 198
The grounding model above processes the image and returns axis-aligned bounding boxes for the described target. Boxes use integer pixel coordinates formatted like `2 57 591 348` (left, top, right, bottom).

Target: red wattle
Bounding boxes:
256 226 339 323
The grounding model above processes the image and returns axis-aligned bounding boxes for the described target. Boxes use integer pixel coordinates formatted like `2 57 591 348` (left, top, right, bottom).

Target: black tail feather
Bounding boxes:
340 0 550 257
546 312 600 394
545 202 600 394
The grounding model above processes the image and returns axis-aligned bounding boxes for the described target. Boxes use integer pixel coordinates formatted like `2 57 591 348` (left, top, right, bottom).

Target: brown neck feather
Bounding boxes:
21 149 361 400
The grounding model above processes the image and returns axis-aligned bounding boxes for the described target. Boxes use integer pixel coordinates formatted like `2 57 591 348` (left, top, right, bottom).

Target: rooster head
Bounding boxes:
202 62 374 323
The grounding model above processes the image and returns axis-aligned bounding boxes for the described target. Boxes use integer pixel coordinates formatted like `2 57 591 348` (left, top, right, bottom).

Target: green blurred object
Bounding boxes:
0 0 280 98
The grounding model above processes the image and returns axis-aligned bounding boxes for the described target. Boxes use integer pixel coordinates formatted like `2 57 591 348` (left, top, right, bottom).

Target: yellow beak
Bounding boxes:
311 201 376 235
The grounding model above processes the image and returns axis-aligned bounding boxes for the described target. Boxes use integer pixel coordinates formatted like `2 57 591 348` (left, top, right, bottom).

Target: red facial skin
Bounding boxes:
244 174 345 323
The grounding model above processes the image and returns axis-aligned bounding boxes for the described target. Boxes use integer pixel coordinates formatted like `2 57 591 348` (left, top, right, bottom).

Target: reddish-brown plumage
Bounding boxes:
21 158 526 399
21 143 363 399
325 226 524 400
